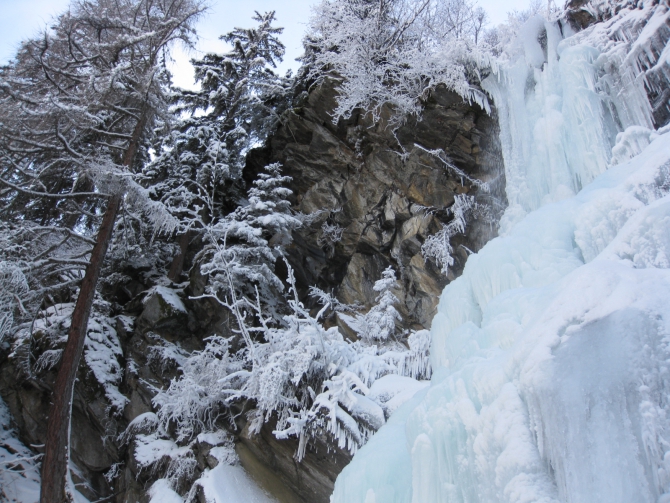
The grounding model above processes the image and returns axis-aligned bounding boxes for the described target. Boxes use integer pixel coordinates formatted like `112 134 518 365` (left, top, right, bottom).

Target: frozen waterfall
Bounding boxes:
331 2 670 503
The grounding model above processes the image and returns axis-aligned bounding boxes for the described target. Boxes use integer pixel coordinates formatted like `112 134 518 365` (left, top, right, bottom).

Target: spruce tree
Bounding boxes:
149 11 291 231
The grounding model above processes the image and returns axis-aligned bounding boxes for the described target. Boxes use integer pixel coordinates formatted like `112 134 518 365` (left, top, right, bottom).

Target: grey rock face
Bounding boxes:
237 420 351 503
247 79 505 332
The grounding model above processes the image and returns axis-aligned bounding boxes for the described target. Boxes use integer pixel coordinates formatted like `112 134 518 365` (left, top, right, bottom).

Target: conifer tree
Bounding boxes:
358 266 402 341
200 163 302 316
147 11 291 280
149 11 291 231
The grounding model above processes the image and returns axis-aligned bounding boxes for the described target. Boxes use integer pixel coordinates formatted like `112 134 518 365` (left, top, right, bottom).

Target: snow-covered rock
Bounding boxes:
136 286 189 336
0 398 40 503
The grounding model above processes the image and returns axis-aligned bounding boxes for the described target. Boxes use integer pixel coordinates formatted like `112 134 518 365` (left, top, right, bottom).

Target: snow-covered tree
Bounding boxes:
147 264 431 475
369 268 401 339
197 163 302 318
147 11 291 232
0 1 205 500
304 0 492 125
356 267 402 342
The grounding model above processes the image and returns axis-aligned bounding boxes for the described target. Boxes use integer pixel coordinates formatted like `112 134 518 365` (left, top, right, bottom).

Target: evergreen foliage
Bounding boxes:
147 11 292 230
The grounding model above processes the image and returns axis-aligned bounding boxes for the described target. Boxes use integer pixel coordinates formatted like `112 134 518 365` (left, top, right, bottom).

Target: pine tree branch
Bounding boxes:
0 177 110 199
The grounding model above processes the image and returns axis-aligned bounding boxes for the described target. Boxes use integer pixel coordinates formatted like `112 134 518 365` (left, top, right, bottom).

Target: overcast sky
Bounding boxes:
0 0 533 89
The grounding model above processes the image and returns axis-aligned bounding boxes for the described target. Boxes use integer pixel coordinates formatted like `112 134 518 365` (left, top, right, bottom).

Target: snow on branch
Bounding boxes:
0 261 29 343
421 193 477 274
91 162 180 237
414 143 489 191
147 260 431 464
305 0 493 126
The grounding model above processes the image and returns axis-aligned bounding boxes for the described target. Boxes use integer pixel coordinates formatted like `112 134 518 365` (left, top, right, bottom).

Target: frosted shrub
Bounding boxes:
305 0 492 125
318 221 344 246
422 194 477 273
152 337 243 442
278 368 384 458
151 262 432 463
273 267 431 459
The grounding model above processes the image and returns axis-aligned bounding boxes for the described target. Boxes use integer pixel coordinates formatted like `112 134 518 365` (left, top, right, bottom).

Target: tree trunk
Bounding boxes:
39 194 120 503
40 114 146 503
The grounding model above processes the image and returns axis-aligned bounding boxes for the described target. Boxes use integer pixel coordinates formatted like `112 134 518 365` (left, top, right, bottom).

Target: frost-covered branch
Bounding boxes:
304 0 492 125
421 193 480 274
414 143 488 190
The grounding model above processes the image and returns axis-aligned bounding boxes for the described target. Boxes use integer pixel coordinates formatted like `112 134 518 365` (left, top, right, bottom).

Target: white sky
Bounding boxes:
0 0 532 89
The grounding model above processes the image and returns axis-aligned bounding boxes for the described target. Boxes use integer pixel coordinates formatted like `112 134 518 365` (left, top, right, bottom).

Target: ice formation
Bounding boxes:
331 2 670 503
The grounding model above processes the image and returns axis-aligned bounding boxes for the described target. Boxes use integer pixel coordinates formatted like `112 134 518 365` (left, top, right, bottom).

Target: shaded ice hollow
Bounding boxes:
331 2 670 503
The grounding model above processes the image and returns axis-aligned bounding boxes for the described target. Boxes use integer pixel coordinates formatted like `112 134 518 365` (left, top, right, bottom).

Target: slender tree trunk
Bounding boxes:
40 113 146 503
39 193 120 503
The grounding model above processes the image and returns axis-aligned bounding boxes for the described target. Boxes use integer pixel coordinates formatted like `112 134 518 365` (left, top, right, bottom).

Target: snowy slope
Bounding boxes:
331 2 670 503
0 398 40 503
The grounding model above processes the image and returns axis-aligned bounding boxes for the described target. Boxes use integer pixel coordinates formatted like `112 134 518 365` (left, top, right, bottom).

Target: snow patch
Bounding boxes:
197 464 278 503
144 286 187 314
148 479 183 503
0 398 40 503
84 313 128 412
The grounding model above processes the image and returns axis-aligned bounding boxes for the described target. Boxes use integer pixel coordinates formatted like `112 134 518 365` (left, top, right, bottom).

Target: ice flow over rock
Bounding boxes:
331 2 670 503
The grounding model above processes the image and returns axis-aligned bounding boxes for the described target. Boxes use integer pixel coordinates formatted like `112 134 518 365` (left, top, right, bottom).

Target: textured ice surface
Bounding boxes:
368 375 430 417
331 3 670 503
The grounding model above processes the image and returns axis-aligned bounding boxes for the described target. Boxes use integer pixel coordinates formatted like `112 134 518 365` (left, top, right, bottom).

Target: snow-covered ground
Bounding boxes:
0 398 40 503
331 2 670 502
148 464 279 503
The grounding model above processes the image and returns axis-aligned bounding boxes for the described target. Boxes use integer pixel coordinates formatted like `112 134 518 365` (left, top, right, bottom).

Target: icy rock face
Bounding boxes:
331 3 670 503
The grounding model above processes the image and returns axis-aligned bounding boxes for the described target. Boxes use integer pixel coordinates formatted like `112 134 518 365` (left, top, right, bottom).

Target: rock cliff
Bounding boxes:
0 77 504 503
247 78 504 333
